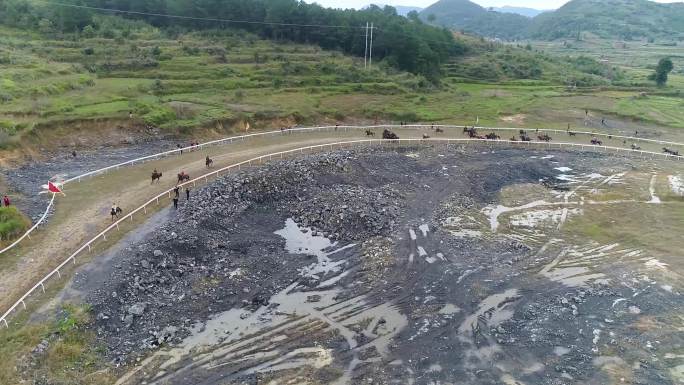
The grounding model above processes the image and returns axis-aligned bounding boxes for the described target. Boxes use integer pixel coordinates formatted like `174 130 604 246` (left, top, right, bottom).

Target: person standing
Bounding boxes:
173 197 179 209
174 186 180 199
185 187 190 201
3 195 10 207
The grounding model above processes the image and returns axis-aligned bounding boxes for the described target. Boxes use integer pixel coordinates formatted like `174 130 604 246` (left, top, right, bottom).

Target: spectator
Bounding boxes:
3 195 10 207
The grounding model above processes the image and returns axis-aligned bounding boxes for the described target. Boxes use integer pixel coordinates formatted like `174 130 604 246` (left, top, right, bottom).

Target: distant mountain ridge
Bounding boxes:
420 0 684 41
528 0 684 40
418 0 531 39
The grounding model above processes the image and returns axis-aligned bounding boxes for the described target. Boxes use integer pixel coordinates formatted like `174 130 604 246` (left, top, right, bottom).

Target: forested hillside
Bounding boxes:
528 0 684 40
0 0 462 81
421 0 684 42
420 0 530 39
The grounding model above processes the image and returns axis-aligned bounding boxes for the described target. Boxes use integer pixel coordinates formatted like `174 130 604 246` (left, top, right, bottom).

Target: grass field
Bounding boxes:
2 24 684 157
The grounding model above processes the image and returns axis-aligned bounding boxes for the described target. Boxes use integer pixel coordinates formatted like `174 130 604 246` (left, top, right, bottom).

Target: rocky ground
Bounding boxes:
35 144 683 385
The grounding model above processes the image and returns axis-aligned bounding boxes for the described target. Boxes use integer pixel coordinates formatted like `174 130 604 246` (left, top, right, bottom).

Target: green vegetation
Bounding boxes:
0 206 29 243
0 303 113 385
422 0 684 42
420 0 531 39
529 0 684 41
445 36 624 86
651 58 674 87
0 1 682 149
0 0 458 81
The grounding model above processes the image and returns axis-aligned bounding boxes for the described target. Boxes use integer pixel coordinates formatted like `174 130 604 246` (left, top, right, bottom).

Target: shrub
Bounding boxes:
143 106 176 126
82 25 95 38
0 206 30 242
83 47 95 55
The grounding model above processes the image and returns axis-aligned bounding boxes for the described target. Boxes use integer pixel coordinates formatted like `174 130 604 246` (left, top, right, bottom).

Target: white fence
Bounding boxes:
1 136 682 328
3 124 683 257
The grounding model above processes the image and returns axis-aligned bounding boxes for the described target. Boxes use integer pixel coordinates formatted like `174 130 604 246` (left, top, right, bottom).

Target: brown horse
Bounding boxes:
382 130 399 140
177 172 190 183
151 171 162 184
206 156 214 168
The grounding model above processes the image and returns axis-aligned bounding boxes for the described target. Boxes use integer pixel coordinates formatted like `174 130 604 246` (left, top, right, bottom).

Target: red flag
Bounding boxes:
48 181 63 194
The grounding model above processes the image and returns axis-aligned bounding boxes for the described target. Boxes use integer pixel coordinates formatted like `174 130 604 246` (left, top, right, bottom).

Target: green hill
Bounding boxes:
420 0 531 39
0 0 459 82
528 0 684 41
421 0 684 42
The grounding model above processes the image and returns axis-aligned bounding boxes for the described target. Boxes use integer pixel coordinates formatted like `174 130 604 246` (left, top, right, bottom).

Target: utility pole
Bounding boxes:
364 22 369 69
369 22 374 70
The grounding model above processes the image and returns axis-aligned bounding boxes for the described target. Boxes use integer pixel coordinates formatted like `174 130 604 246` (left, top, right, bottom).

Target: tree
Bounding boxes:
82 24 95 38
650 58 674 87
407 11 421 23
427 14 437 23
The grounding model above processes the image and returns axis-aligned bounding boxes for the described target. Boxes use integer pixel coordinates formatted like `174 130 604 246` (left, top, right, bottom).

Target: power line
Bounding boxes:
34 0 368 30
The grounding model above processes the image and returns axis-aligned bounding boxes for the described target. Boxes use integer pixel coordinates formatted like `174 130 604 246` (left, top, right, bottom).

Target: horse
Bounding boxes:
663 147 680 156
435 128 444 134
206 156 214 168
177 173 190 183
422 134 431 139
465 127 478 138
591 138 603 146
151 171 163 184
509 136 518 142
520 135 532 142
568 131 577 136
485 133 500 140
382 129 399 140
365 129 375 137
537 134 552 142
631 144 641 150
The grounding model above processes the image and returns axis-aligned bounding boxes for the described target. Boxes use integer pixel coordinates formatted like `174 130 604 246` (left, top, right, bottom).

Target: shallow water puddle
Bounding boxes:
117 220 407 385
509 208 582 228
555 167 573 172
669 175 683 196
275 218 355 279
482 200 566 232
539 243 644 287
